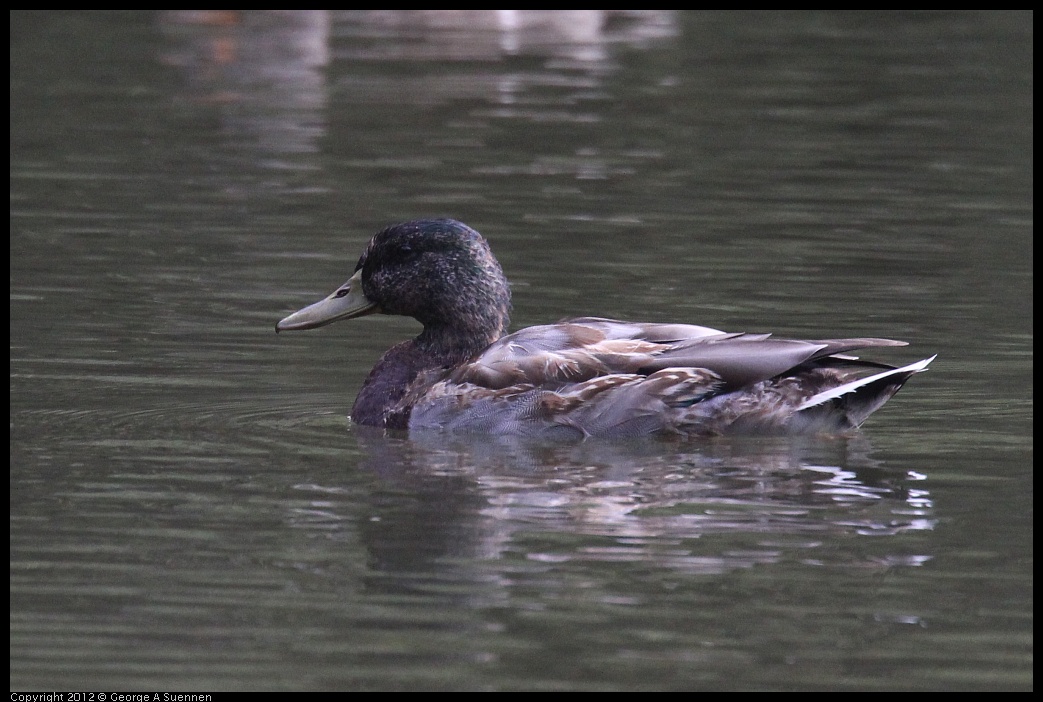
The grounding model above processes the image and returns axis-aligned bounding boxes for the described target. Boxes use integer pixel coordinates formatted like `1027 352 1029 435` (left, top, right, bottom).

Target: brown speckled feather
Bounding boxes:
406 317 923 437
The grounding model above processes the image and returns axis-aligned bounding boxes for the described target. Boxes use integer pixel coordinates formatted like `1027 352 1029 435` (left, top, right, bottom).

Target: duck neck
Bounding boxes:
350 320 507 430
415 318 505 366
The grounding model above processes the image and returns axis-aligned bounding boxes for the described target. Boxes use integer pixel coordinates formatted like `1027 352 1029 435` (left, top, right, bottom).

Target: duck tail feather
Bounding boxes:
796 355 936 428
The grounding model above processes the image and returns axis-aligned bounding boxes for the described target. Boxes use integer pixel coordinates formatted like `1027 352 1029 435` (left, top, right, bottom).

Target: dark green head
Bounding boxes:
278 219 512 356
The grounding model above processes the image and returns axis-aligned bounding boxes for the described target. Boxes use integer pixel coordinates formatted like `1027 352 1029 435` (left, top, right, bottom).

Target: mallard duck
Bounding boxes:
276 219 934 437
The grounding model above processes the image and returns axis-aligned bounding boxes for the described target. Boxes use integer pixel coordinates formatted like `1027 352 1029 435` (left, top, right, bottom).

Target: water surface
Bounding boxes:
10 10 1032 691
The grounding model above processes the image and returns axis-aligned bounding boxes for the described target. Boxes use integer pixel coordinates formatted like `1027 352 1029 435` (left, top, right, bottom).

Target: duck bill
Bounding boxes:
276 269 379 332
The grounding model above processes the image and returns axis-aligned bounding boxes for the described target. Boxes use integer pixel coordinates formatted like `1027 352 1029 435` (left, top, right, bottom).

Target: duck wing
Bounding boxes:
407 318 927 437
449 317 907 390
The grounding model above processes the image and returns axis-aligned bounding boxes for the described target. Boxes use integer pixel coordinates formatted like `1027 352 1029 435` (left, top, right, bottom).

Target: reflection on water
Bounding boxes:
158 11 331 157
333 10 677 62
155 10 677 152
306 429 935 577
153 10 679 183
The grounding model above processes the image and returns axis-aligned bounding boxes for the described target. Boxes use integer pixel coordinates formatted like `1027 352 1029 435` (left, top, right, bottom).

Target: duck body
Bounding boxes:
277 219 934 438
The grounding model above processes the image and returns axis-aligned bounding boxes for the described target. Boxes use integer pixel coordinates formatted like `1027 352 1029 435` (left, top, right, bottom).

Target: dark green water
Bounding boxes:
11 11 1032 691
